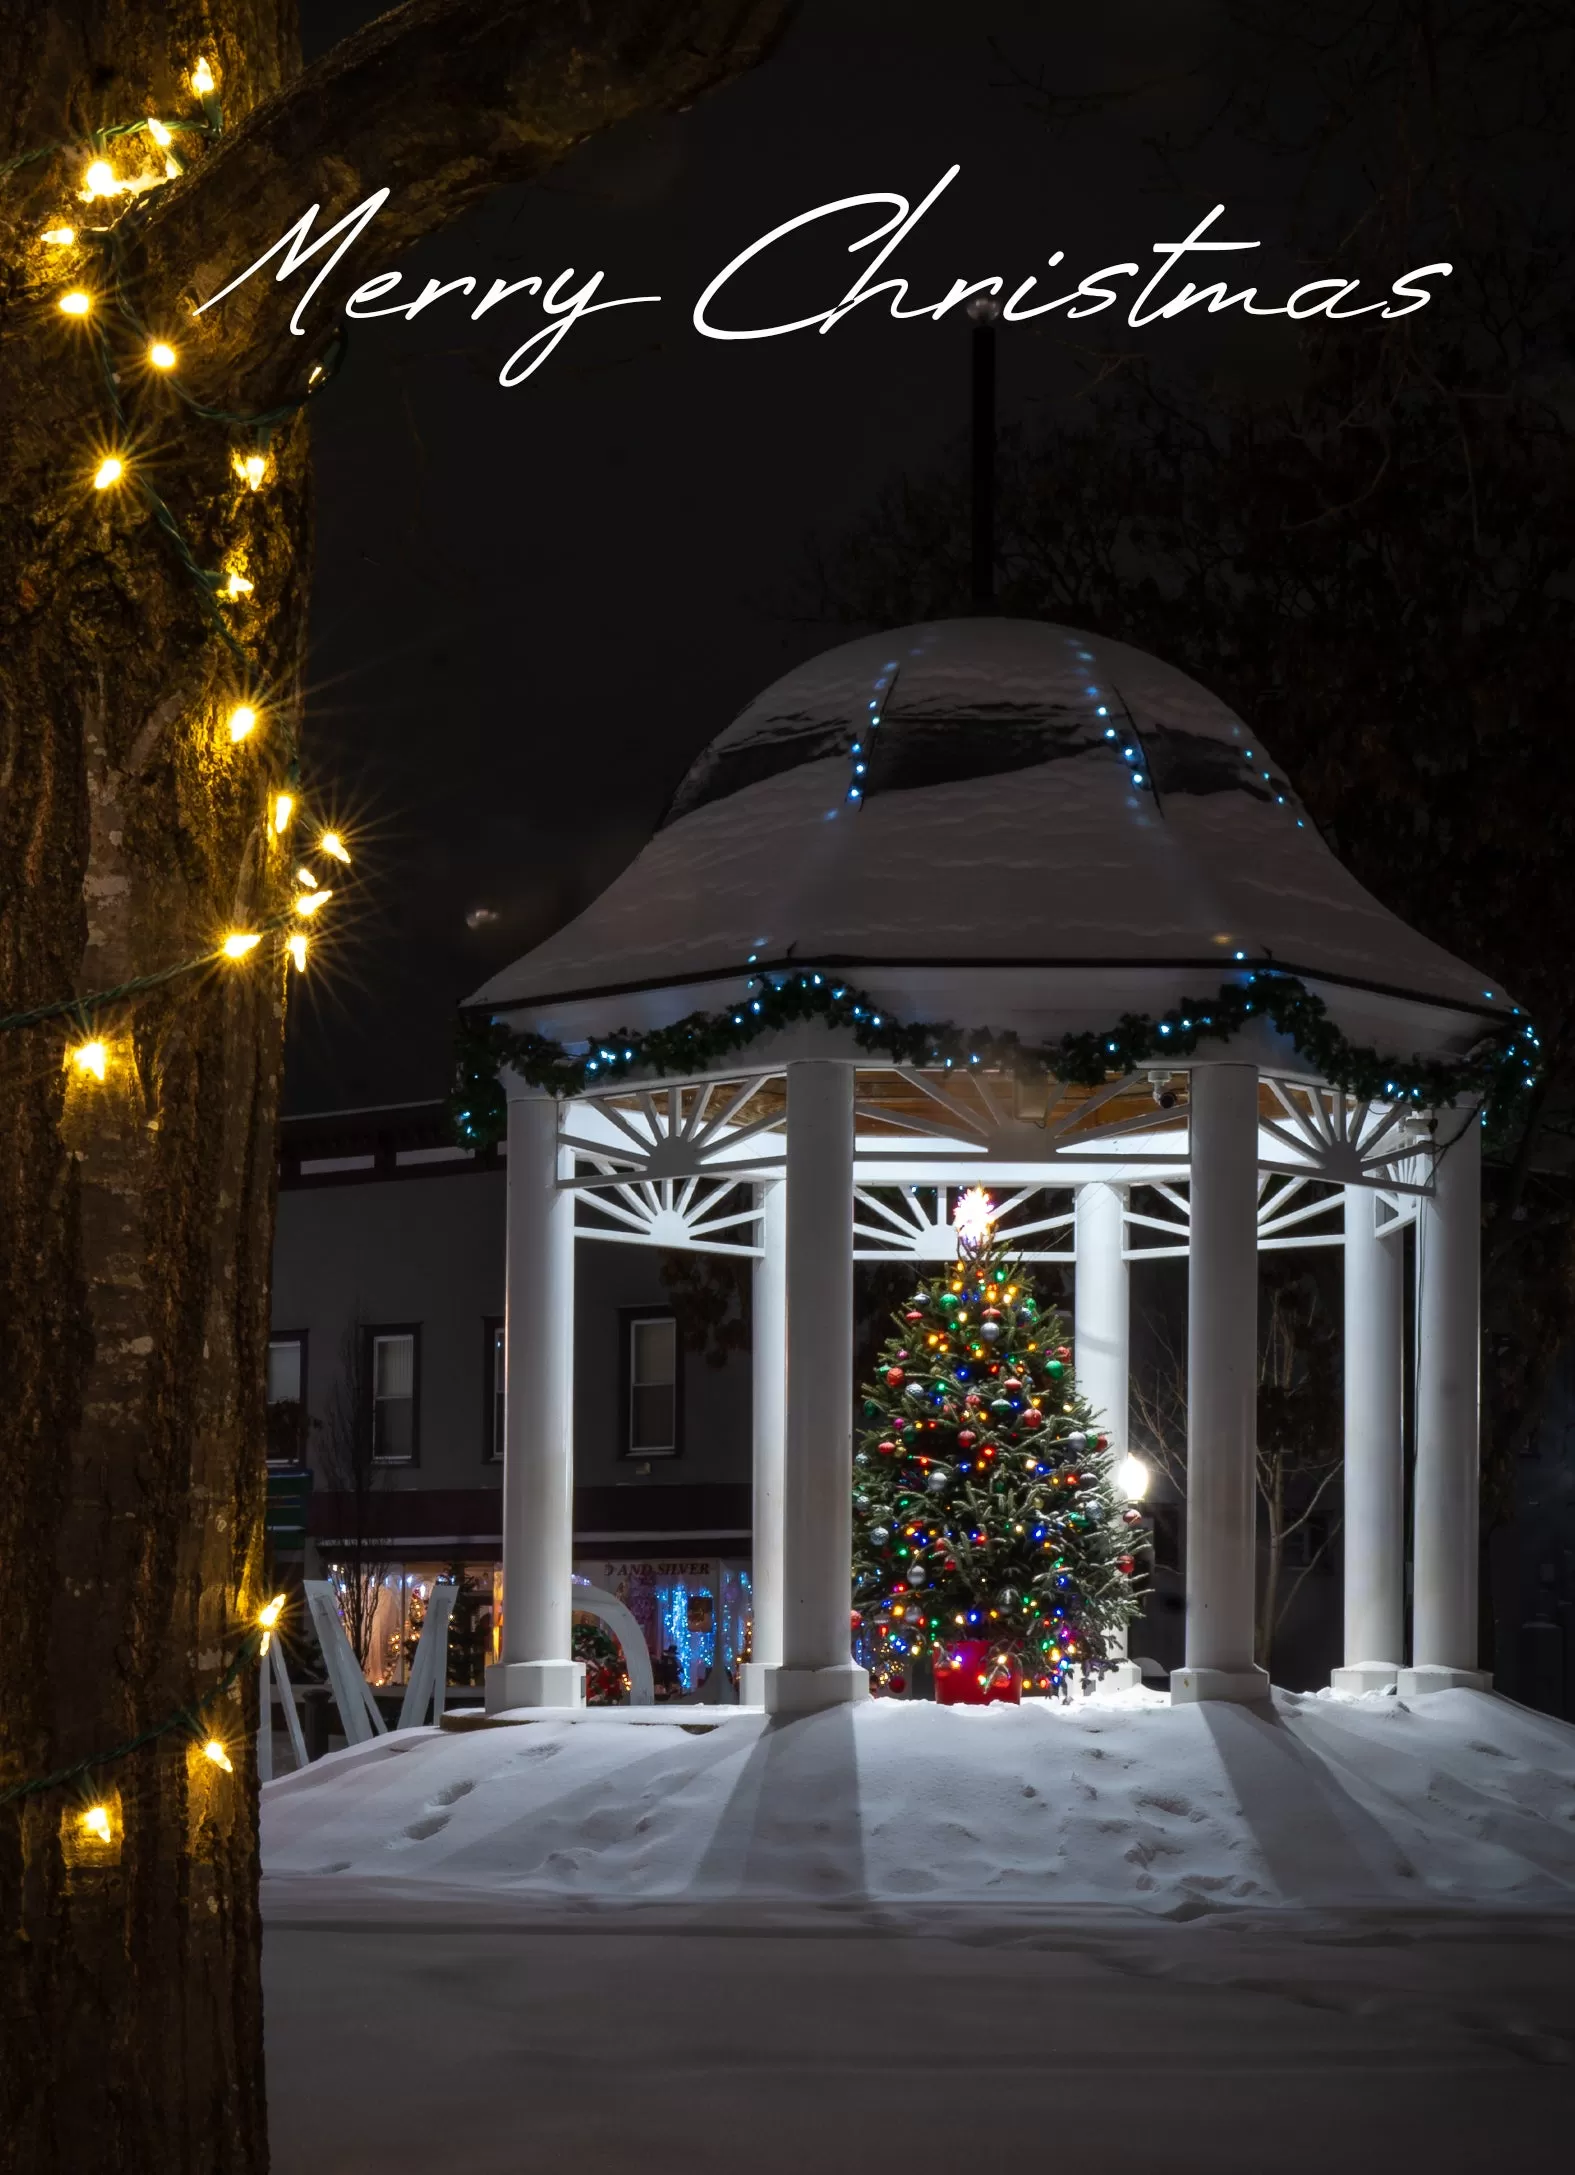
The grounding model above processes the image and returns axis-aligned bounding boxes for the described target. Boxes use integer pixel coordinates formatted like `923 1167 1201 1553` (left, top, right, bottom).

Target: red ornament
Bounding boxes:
964 1392 982 1410
1123 1507 1143 1527
886 1367 905 1388
888 1673 907 1696
957 1428 977 1449
1095 1434 1108 1451
1056 1345 1071 1362
1021 1408 1044 1431
1003 1376 1024 1393
936 1640 1022 1707
878 1440 897 1457
1117 1555 1135 1575
904 1310 923 1323
851 1609 862 1627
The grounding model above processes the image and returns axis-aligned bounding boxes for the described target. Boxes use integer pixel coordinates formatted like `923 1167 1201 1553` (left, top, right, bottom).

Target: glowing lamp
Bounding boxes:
234 452 268 491
221 932 261 959
191 58 216 94
146 117 173 147
223 572 253 600
58 289 92 316
92 456 123 490
81 160 120 199
226 705 257 742
43 226 76 246
294 889 331 917
81 1805 112 1842
272 792 294 834
318 831 351 864
953 1185 995 1250
148 340 177 370
202 1739 233 1773
70 1040 107 1082
287 932 308 973
1118 1453 1150 1502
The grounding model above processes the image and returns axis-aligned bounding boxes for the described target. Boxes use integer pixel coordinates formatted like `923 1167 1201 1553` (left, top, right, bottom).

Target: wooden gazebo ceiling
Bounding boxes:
587 1065 1344 1144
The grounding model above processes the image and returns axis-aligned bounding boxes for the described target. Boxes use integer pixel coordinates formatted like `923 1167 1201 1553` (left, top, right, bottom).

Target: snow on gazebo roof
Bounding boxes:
470 619 1507 1052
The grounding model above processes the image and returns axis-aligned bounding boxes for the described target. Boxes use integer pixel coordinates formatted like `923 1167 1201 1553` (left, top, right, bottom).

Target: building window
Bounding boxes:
485 1319 505 1463
367 1328 418 1464
266 1333 307 1464
623 1310 679 1459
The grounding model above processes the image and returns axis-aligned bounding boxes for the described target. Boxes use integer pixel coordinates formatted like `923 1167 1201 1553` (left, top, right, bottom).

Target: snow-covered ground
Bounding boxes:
262 1684 1575 1916
262 1688 1575 2171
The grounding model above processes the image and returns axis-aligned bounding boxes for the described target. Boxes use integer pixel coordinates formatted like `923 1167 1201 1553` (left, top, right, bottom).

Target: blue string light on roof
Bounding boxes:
845 660 901 807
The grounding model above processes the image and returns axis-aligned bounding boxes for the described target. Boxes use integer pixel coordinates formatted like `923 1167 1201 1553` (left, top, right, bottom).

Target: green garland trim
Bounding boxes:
447 966 1539 1150
0 1625 264 1811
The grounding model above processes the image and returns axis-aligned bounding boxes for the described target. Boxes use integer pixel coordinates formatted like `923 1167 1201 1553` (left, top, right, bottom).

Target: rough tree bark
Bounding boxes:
0 4 794 2168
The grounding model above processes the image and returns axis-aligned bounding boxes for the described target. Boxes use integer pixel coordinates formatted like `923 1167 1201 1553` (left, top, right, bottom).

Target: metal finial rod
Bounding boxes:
968 294 1001 614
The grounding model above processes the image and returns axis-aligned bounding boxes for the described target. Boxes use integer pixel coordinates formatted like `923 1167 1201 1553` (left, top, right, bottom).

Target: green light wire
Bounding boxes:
0 1625 267 1810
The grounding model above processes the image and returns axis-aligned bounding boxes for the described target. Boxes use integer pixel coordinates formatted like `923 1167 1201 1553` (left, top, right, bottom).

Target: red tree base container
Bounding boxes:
935 1640 1022 1706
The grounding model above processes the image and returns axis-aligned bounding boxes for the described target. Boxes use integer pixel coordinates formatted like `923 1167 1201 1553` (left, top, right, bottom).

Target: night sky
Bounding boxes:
287 0 1306 1113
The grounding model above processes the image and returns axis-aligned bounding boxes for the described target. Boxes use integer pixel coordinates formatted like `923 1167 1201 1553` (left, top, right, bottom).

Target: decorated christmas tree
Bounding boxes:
573 1614 633 1705
851 1188 1144 1700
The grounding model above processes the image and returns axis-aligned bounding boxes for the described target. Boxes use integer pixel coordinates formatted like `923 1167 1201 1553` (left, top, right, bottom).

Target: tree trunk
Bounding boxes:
1 11 304 2169
0 4 795 2165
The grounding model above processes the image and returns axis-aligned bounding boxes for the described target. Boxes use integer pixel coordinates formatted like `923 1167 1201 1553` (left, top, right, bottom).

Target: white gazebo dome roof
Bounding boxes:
470 619 1507 1052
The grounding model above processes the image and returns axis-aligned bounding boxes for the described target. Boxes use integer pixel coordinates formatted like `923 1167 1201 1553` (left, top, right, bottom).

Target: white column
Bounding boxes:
764 1062 869 1713
1332 1185 1405 1692
484 1090 585 1713
1401 1110 1490 1694
1172 1063 1269 1704
1074 1181 1129 1446
1075 1180 1140 1686
738 1179 785 1706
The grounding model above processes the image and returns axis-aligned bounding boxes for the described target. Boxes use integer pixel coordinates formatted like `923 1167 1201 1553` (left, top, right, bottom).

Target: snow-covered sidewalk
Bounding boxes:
262 1684 1575 1918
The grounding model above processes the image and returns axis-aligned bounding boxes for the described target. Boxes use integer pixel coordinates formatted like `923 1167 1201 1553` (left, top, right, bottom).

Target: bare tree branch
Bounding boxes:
131 0 800 409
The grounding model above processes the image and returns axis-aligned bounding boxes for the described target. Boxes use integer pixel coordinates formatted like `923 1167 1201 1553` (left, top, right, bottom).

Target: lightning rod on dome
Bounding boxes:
966 291 1001 615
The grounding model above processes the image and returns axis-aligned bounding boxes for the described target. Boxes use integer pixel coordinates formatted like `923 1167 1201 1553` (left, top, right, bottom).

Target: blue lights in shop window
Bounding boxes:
652 1568 753 1694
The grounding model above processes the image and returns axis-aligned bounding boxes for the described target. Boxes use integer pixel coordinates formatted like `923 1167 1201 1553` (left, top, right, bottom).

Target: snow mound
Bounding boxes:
262 1686 1575 1917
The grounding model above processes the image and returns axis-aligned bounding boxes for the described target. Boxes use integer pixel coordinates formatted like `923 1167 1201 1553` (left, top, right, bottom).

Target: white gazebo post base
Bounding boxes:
1330 1661 1400 1695
1406 1111 1489 1704
764 1663 872 1715
1073 1180 1141 1697
484 1091 585 1719
1173 1065 1271 1709
1396 1664 1491 1697
485 1658 586 1712
1170 1665 1269 1705
761 1062 869 1717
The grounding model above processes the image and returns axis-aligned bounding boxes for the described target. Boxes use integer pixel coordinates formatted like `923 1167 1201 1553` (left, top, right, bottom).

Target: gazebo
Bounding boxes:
466 618 1519 1715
